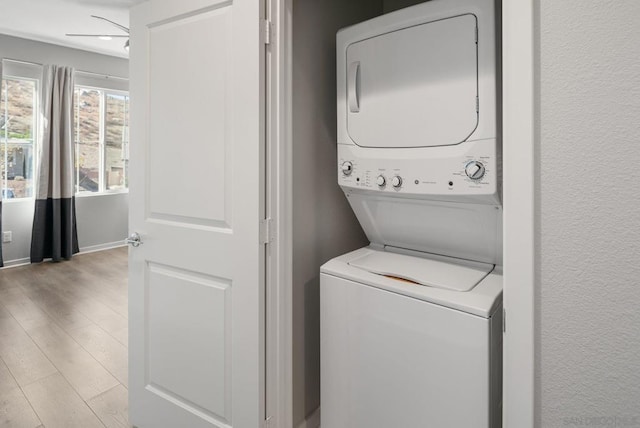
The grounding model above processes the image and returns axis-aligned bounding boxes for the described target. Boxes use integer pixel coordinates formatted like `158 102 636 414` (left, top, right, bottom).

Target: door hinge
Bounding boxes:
262 19 272 45
260 218 274 245
503 308 507 333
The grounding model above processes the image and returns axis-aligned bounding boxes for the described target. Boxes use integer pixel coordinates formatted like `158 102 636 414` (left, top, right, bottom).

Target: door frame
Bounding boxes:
502 1 536 427
266 0 293 427
266 1 538 427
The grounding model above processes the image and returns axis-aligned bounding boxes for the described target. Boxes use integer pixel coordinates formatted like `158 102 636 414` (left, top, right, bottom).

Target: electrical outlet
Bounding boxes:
2 231 11 243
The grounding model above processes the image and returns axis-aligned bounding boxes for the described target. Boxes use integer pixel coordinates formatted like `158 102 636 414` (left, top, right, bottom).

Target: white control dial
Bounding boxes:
465 161 486 180
341 161 353 176
391 176 403 188
376 175 386 187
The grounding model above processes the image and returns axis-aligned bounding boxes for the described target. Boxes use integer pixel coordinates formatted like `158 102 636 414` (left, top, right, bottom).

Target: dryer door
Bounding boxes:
346 14 478 148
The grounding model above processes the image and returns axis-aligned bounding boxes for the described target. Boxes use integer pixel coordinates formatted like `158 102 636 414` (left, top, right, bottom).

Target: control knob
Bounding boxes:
341 161 353 176
391 176 403 188
376 175 386 187
465 161 486 180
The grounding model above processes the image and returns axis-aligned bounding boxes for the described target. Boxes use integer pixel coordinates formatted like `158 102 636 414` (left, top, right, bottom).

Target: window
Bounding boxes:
1 75 37 200
74 86 129 193
1 63 129 199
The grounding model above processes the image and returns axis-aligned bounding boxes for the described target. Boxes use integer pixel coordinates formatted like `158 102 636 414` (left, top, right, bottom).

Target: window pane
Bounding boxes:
1 79 6 197
77 144 100 192
75 88 101 192
5 143 35 198
2 78 36 199
105 93 129 190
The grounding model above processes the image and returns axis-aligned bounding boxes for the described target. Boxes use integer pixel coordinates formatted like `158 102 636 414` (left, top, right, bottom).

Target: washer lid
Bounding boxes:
322 247 502 317
345 13 478 148
348 249 493 292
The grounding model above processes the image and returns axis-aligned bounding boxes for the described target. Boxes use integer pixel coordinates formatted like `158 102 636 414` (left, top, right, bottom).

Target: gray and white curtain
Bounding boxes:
30 65 79 263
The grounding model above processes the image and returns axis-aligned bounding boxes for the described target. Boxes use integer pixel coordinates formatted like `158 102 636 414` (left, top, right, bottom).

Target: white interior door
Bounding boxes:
128 0 265 427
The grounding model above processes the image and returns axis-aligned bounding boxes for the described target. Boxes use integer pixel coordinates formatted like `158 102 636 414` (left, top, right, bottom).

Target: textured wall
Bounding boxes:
291 0 382 425
76 193 129 251
538 1 640 426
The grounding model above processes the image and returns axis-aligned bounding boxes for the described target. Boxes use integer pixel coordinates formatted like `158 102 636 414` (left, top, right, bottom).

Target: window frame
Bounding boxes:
74 84 130 197
1 60 41 203
0 63 129 201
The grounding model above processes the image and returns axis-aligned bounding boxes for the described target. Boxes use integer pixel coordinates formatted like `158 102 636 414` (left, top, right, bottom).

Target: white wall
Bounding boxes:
0 34 129 265
75 193 129 251
291 0 384 425
537 1 640 425
1 200 34 263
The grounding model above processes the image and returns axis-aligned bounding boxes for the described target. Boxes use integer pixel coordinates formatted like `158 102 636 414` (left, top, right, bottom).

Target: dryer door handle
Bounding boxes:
348 61 361 113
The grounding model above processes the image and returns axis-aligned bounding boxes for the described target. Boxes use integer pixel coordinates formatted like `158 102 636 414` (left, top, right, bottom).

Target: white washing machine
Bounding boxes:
321 247 502 427
321 0 502 427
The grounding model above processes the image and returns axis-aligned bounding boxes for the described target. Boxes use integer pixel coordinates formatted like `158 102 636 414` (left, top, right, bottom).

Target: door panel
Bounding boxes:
129 0 265 427
146 263 231 422
147 7 232 225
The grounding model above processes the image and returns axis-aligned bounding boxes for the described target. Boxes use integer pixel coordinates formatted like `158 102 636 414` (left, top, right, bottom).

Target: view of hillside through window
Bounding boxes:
106 93 129 190
74 86 129 193
1 78 129 200
75 87 100 192
0 77 36 199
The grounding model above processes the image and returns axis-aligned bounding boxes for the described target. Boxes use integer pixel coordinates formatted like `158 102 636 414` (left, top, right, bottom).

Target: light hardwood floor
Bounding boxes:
0 247 129 428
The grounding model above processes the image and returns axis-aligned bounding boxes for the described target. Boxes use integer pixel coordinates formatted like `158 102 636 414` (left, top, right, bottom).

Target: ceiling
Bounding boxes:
0 0 146 59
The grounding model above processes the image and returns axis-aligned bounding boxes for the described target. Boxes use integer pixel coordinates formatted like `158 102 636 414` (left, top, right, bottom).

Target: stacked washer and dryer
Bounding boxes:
320 0 502 427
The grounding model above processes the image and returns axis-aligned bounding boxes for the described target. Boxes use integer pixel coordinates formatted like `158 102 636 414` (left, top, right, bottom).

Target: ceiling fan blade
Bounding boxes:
66 33 129 38
91 15 129 33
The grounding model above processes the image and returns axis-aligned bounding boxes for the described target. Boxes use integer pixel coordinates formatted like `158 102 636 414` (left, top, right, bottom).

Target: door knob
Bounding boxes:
125 232 143 247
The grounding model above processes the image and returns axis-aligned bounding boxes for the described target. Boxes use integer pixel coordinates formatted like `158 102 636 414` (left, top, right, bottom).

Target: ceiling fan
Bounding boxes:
66 15 130 51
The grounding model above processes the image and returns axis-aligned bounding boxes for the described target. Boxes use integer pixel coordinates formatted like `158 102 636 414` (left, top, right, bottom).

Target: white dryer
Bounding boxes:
321 0 502 427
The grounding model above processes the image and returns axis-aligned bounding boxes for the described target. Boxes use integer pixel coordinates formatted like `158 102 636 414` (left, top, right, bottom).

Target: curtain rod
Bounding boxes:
2 57 128 81
75 70 128 82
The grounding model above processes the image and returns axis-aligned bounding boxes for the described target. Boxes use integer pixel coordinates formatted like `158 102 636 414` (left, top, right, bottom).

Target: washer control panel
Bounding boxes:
338 139 499 201
464 161 486 180
341 161 353 176
390 176 403 188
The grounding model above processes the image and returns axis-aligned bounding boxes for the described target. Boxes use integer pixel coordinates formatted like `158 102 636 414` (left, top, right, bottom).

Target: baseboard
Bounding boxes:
297 407 320 428
0 257 30 269
79 241 127 254
1 241 126 269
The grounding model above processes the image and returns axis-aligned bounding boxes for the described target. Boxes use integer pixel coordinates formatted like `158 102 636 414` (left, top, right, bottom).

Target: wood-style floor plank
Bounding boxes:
0 305 12 321
22 373 105 428
0 386 42 428
0 247 129 426
19 286 94 332
0 321 58 388
109 326 128 348
26 323 120 401
87 385 129 428
1 288 55 331
67 324 128 387
0 359 18 398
